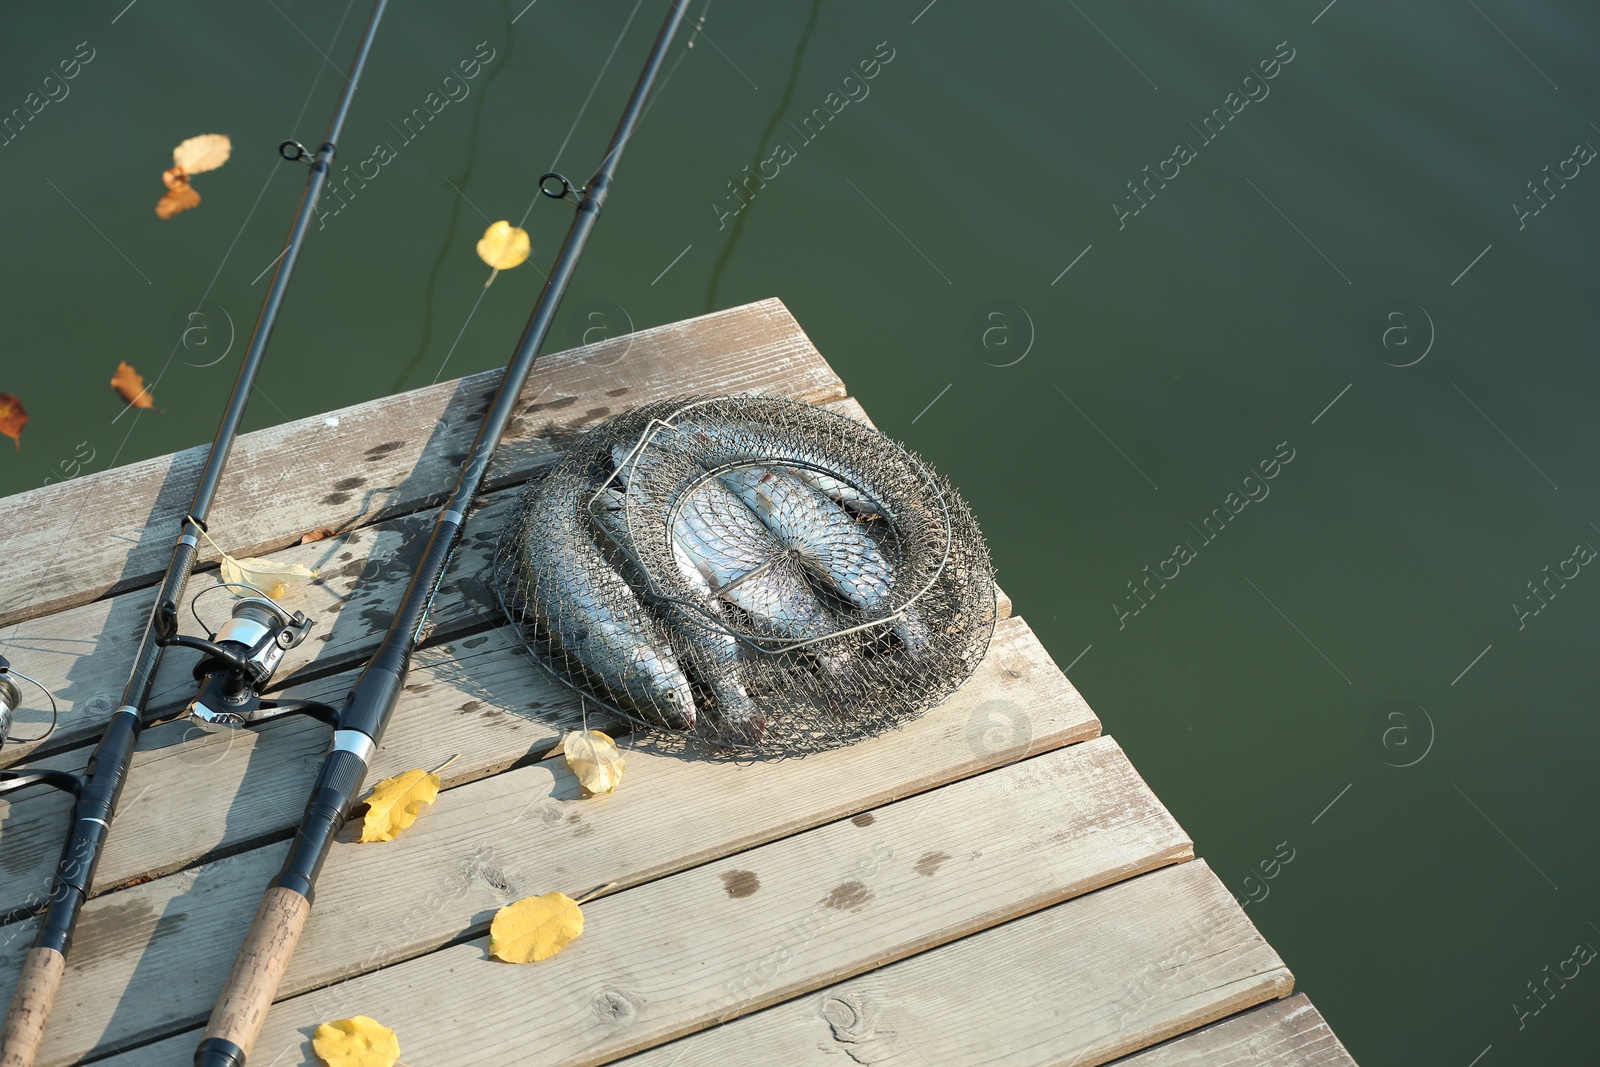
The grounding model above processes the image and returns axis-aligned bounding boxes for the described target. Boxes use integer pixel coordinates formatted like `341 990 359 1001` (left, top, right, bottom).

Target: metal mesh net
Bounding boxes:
492 395 995 755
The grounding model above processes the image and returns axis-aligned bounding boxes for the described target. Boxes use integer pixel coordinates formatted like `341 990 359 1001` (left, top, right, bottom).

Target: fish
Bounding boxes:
517 461 697 730
610 441 839 645
719 465 894 612
590 486 766 745
663 413 934 654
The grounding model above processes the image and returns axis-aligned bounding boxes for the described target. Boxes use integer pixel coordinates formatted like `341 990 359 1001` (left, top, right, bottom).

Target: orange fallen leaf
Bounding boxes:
110 362 156 409
299 528 336 545
157 181 201 219
0 393 26 450
156 134 230 219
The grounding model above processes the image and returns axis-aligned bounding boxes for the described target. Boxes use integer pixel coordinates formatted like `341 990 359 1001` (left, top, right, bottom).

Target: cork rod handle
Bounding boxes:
201 887 311 1061
0 946 66 1067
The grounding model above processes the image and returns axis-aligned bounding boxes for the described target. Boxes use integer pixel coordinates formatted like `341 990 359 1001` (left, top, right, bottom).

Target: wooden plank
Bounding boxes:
0 298 845 629
1112 995 1357 1066
618 860 1292 1067
0 396 1006 769
0 613 1091 922
87 736 1188 1067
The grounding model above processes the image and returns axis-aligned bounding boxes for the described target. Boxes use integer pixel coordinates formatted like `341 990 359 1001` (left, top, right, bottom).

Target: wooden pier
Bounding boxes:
0 299 1357 1066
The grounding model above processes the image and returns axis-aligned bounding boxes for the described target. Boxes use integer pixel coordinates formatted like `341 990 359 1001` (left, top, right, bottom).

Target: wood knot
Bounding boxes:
820 993 894 1063
591 987 642 1025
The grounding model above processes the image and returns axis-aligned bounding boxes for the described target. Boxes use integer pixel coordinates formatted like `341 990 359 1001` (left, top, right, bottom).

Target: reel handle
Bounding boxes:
0 946 65 1067
195 887 311 1067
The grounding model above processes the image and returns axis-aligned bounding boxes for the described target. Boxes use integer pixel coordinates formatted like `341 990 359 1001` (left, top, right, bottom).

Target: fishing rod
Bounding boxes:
194 5 688 1064
0 3 391 1064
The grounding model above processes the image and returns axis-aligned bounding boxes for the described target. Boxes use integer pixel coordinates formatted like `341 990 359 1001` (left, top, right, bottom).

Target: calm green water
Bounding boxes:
3 1 1598 1060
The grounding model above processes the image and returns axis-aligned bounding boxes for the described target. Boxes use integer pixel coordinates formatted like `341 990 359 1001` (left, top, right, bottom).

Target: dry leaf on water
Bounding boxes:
561 729 626 794
172 133 232 174
0 393 26 450
476 220 530 270
156 133 230 218
156 180 200 219
489 892 585 963
359 768 442 842
110 361 156 409
312 1016 401 1067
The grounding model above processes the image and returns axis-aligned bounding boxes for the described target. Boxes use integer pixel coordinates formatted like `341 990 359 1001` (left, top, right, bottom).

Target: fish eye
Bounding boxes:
662 690 679 703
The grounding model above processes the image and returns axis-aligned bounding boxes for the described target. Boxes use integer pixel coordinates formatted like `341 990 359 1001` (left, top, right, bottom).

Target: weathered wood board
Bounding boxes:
94 738 1192 1067
619 860 1291 1067
1114 995 1358 1066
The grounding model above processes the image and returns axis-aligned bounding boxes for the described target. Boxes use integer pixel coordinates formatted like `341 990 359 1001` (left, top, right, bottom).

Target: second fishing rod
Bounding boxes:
193 4 688 1065
0 3 390 1066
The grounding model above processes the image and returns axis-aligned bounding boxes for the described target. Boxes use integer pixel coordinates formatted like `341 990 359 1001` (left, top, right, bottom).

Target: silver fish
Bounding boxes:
519 464 697 729
611 441 838 644
591 486 765 744
668 415 933 654
719 465 894 612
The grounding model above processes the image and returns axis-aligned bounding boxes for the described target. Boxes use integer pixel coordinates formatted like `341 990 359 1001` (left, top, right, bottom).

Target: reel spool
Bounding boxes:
0 654 58 748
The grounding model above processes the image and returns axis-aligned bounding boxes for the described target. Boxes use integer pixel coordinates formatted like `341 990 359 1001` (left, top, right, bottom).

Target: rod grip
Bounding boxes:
196 886 310 1066
0 947 65 1067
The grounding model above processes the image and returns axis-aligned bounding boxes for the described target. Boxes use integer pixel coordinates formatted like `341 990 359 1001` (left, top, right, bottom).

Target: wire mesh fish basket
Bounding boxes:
492 395 995 755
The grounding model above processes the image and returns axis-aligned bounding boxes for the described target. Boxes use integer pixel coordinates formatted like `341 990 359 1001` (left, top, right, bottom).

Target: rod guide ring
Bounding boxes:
540 171 580 202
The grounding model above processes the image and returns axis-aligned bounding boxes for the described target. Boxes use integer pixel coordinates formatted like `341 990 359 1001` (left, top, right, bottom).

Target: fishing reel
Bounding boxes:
0 654 58 750
0 655 80 798
156 584 335 730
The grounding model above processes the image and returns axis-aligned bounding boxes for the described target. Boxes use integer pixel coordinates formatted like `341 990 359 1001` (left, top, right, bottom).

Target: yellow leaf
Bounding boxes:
359 768 441 842
489 891 585 963
219 555 318 600
173 133 232 175
476 220 530 270
312 1016 400 1067
562 729 625 794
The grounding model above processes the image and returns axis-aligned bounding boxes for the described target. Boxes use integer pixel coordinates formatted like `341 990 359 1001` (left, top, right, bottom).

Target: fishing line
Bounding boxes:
517 0 648 229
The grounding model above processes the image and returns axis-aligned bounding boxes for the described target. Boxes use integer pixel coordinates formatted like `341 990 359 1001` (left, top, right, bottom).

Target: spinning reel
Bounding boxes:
0 656 78 797
0 655 57 750
154 583 336 729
